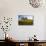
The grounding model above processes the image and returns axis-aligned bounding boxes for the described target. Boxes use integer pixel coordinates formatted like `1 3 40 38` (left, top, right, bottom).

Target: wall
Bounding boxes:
0 0 46 40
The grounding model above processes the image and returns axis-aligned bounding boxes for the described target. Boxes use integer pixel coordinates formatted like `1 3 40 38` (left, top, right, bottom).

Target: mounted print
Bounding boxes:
18 15 34 25
29 0 44 8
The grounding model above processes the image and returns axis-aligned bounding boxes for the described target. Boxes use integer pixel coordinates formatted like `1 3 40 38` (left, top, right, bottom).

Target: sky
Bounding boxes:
18 15 33 20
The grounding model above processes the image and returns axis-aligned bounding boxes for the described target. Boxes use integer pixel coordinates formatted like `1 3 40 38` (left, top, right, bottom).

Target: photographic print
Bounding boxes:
18 15 34 25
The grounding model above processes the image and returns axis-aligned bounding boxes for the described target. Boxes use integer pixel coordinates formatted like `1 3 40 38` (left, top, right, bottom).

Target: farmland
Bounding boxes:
18 19 33 25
